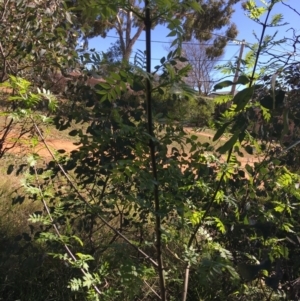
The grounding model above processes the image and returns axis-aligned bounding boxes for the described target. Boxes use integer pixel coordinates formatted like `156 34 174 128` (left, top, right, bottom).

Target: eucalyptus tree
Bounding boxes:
68 0 240 61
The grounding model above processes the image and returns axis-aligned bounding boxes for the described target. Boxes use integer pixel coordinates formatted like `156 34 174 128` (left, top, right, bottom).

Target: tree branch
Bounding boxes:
116 12 126 56
281 0 300 17
123 23 145 60
125 10 132 47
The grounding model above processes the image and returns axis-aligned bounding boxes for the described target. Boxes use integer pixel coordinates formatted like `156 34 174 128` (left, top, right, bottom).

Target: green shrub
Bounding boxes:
185 96 214 126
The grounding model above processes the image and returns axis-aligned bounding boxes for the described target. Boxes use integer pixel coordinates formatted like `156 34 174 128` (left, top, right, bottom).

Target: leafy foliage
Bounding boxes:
2 0 300 301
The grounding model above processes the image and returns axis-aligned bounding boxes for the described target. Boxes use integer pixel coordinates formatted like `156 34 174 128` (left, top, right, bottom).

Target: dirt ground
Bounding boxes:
2 128 258 169
3 138 79 159
184 128 258 168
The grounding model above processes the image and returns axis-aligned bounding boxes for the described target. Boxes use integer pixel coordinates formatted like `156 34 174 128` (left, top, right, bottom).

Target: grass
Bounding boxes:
0 152 77 301
0 154 41 234
0 152 155 300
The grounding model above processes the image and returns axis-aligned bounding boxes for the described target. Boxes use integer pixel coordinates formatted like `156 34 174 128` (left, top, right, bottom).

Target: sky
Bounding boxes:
87 0 299 84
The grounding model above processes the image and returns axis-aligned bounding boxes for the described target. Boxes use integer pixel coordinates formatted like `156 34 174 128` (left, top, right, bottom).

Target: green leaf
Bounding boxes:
100 94 107 102
233 86 254 112
214 94 232 105
167 30 177 37
178 56 188 62
98 82 111 90
105 77 115 85
274 204 285 213
260 167 269 175
119 70 128 79
72 235 83 247
171 38 179 48
213 217 226 233
189 1 203 12
236 75 250 85
213 80 233 91
270 13 284 26
110 88 117 100
217 131 239 154
158 87 164 95
167 50 173 60
27 154 39 167
213 121 232 141
96 90 107 95
160 57 166 64
110 72 121 81
273 159 281 166
76 253 94 261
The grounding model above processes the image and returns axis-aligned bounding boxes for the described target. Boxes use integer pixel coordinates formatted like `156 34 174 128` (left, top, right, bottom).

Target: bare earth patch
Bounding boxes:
3 137 79 159
3 128 259 169
185 128 259 168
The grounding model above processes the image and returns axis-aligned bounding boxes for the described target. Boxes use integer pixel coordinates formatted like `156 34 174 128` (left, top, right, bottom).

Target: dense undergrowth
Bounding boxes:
1 0 300 300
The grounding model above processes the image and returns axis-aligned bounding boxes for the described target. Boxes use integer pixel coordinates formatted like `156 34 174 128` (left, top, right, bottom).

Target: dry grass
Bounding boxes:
0 170 41 237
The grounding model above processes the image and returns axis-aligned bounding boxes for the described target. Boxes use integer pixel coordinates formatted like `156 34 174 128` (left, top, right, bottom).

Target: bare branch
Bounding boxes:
0 0 10 22
182 39 223 95
116 12 126 55
281 0 300 17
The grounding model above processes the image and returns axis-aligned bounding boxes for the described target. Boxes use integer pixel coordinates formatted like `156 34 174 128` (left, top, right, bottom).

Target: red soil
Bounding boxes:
2 129 258 169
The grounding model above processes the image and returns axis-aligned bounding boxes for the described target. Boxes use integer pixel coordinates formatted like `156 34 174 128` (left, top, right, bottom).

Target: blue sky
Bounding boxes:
87 0 299 77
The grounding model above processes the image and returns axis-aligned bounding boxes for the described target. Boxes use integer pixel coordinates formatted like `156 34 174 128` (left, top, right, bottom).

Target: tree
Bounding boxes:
69 0 240 61
68 0 145 61
182 0 239 57
182 39 223 95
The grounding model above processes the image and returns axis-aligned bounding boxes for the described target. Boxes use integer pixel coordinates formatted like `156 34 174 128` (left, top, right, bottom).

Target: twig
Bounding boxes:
143 280 162 300
249 5 272 86
280 1 300 17
166 245 185 263
0 0 10 22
